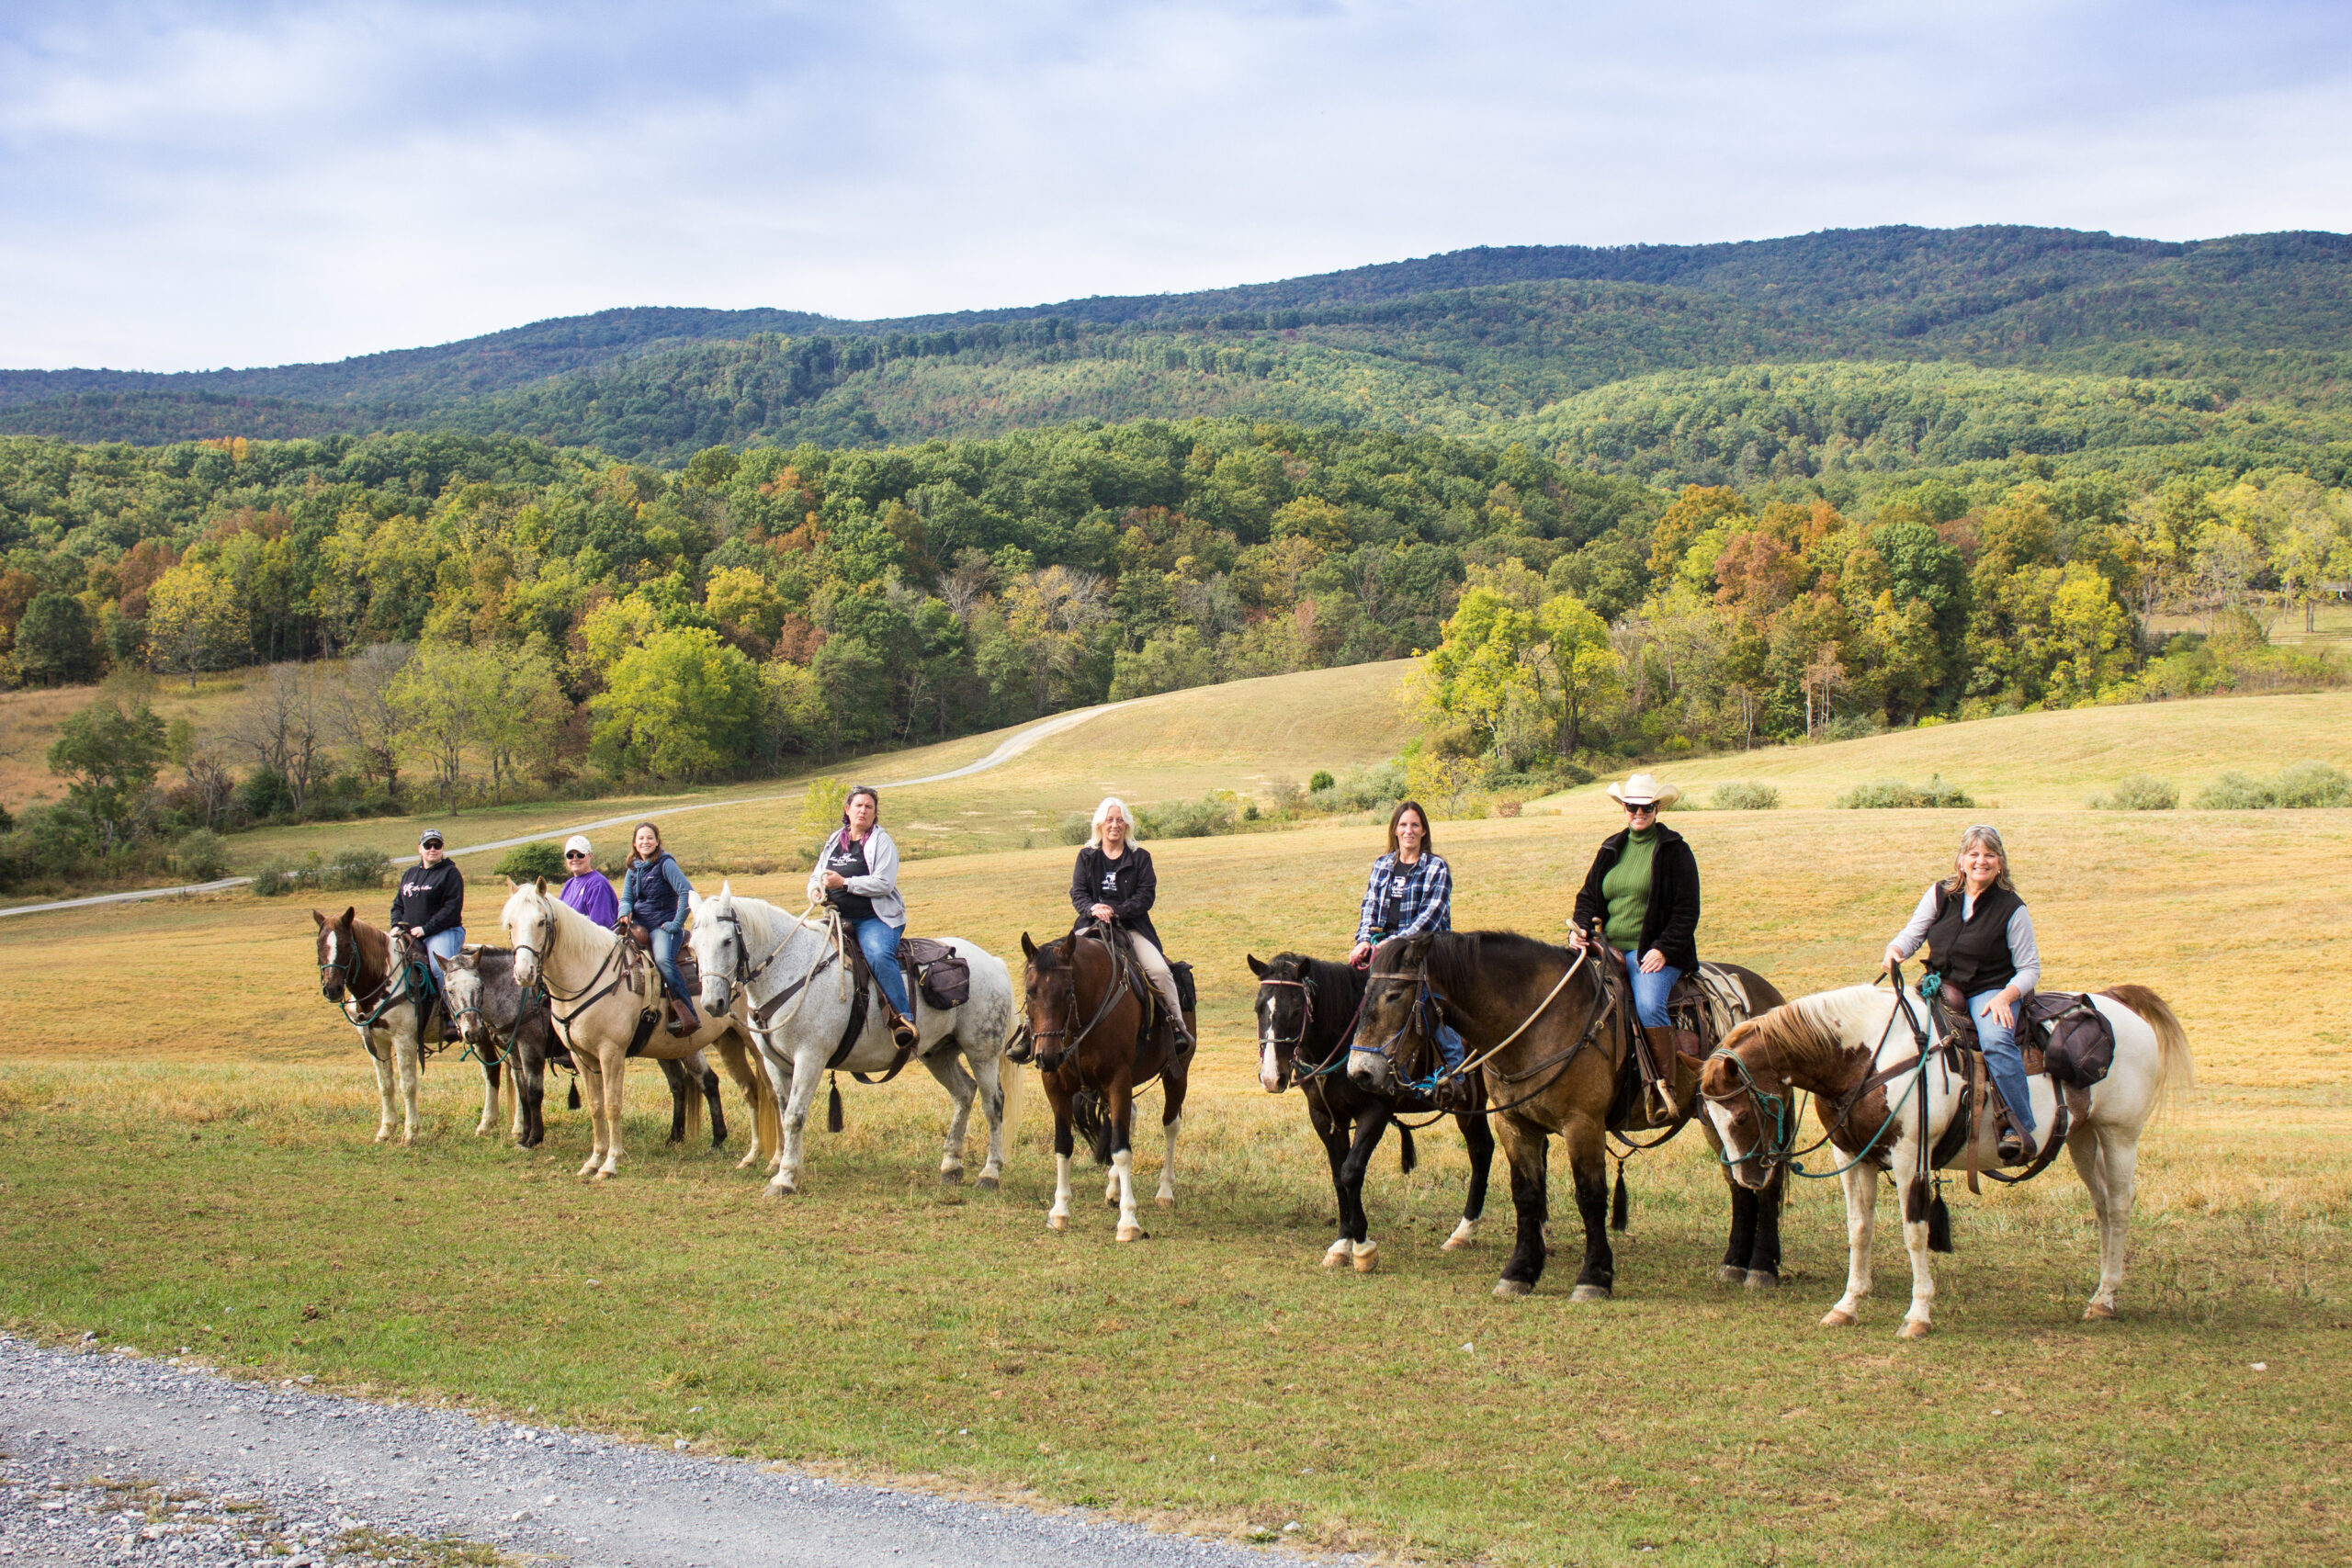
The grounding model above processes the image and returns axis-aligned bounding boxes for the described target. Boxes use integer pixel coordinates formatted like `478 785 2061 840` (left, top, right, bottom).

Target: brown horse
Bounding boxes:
1349 930 1789 1301
311 906 505 1145
1011 926 1193 1240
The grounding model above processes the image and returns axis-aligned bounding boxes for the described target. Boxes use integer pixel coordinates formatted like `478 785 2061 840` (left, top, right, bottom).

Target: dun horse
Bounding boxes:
1350 930 1790 1301
1702 981 2193 1336
312 906 504 1145
1250 951 1494 1272
1011 926 1193 1241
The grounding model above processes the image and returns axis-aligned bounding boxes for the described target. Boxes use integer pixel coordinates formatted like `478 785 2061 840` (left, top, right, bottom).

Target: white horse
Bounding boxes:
500 881 772 1181
688 884 1020 1198
1701 982 2193 1337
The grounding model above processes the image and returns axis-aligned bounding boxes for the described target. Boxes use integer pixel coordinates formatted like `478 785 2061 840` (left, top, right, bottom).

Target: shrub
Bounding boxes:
1335 758 1408 812
2087 775 2177 811
1710 782 1781 810
1057 812 1092 846
494 841 569 883
252 845 390 897
2194 772 2277 809
1136 795 1239 840
1494 797 1523 818
175 829 231 881
326 846 391 888
1836 775 1974 809
1308 771 1335 793
2273 760 2352 808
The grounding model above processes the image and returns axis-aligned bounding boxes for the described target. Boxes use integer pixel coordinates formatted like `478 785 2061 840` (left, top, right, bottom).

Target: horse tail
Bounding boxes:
501 1066 517 1133
1072 1089 1113 1166
1397 1123 1418 1176
999 1058 1026 1136
684 1075 707 1143
754 1068 782 1167
2104 984 2195 1108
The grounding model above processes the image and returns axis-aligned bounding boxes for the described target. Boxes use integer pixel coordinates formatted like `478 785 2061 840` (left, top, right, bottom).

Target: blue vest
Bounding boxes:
628 853 681 931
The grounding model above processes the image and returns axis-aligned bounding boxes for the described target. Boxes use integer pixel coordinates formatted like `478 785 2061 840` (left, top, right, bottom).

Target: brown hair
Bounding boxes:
841 784 880 833
623 821 664 868
1938 824 2018 897
1386 800 1433 857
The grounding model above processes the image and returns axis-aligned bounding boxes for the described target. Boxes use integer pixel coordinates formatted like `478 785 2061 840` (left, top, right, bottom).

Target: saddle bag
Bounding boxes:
899 936 971 1010
2024 992 2116 1089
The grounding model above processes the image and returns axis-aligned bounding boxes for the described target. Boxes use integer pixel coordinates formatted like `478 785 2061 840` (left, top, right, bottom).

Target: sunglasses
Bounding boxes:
1623 802 1658 813
564 852 588 861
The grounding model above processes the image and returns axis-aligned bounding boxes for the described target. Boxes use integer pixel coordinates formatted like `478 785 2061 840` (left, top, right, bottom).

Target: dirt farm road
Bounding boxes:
0 1335 1298 1568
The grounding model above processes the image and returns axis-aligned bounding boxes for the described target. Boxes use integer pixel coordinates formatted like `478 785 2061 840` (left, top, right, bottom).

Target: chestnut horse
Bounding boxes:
311 906 503 1145
1011 926 1193 1241
1249 950 1495 1273
1349 930 1790 1302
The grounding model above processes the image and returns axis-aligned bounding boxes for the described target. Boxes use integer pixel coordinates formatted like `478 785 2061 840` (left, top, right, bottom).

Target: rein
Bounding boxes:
1028 928 1134 1071
1358 944 1610 1119
1706 968 1937 1180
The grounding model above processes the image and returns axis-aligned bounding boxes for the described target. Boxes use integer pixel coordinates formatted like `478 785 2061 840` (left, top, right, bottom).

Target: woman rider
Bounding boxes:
1883 824 2041 1163
1068 796 1193 1051
390 829 466 994
1569 773 1700 1116
557 835 617 925
808 785 921 1053
1346 800 1467 1108
617 822 698 1037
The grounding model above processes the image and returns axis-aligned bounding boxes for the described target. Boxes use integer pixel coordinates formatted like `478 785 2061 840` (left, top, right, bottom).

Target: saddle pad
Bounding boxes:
1666 963 1750 1045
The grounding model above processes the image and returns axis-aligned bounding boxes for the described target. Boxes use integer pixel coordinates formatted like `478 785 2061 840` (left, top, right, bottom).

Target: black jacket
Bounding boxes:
1069 843 1162 952
1571 824 1700 974
390 858 465 938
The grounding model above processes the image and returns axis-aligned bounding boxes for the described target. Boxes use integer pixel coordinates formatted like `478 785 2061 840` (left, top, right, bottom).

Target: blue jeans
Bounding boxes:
424 928 464 992
849 916 911 1018
1620 950 1681 1028
1972 987 2035 1134
650 926 691 1007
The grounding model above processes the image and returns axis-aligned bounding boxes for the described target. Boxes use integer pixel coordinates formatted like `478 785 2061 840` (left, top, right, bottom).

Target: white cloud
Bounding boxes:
3 0 2348 370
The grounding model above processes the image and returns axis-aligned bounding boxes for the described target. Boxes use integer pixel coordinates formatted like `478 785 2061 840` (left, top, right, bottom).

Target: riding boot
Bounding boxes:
1430 1068 1474 1114
1641 1027 1684 1118
665 995 699 1037
1993 1090 2031 1164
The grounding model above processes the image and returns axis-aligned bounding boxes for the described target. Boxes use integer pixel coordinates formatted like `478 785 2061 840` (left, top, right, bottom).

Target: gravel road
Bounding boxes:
0 1335 1299 1568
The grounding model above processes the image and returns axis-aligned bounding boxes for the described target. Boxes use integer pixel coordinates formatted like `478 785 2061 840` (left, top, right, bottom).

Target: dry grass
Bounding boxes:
0 668 261 807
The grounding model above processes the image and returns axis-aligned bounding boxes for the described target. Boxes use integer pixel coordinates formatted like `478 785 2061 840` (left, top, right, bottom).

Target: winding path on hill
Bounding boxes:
0 701 1127 923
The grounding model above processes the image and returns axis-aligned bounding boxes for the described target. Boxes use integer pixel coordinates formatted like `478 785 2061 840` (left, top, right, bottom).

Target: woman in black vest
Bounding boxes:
1883 824 2042 1161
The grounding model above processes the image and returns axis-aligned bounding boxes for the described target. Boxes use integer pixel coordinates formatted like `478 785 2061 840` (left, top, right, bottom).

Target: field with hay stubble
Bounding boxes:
2 709 2350 1563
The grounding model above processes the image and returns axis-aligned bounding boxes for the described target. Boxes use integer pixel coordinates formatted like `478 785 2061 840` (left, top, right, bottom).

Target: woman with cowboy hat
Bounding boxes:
1570 774 1701 1091
808 784 921 1053
1882 824 2042 1163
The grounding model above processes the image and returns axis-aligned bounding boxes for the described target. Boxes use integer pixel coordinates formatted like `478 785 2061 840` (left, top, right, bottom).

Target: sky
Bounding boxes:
4 1 2350 372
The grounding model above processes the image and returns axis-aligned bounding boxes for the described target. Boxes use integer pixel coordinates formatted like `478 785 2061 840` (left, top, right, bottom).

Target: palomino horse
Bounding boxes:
1249 951 1495 1273
1701 982 2193 1337
441 945 740 1152
1010 926 1193 1241
312 906 503 1145
499 881 768 1181
1350 931 1791 1301
689 885 1020 1197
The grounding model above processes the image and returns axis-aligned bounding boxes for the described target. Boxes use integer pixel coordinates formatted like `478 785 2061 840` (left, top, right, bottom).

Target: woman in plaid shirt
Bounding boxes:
1347 802 1469 1108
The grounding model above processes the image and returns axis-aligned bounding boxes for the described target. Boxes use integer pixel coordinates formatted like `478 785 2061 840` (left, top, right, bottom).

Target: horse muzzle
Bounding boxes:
1345 1048 1394 1092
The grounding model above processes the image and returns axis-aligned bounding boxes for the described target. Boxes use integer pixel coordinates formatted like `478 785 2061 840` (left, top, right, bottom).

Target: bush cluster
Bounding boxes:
2087 775 2178 810
493 841 569 883
1709 782 1782 810
1834 775 1974 809
252 845 392 897
2193 761 2352 810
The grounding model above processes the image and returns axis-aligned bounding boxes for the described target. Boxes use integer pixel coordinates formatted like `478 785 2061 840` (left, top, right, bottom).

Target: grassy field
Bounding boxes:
0 667 263 807
2 683 2348 1564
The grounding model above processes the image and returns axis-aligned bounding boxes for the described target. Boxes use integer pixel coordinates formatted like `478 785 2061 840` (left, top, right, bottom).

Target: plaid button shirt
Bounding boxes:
1354 852 1453 946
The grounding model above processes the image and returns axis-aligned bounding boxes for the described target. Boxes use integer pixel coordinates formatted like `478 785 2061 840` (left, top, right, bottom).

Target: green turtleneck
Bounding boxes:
1601 827 1659 950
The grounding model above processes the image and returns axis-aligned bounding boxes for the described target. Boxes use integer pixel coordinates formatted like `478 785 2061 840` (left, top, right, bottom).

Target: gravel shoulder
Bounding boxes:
0 1334 1291 1568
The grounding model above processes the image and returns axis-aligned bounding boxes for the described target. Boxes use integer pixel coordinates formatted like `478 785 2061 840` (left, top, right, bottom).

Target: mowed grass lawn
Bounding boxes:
2 707 2349 1562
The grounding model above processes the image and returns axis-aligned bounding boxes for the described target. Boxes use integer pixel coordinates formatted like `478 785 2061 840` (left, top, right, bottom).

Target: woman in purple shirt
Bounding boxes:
557 834 618 926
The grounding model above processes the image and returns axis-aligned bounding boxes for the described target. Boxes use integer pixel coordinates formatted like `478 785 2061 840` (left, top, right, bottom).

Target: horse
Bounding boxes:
1699 981 2193 1337
1349 930 1791 1302
499 880 769 1181
688 884 1020 1198
1009 925 1192 1241
311 906 503 1145
441 945 741 1152
1248 951 1495 1273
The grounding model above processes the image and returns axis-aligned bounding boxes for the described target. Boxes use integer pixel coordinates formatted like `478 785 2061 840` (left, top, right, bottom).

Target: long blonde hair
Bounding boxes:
1088 795 1136 851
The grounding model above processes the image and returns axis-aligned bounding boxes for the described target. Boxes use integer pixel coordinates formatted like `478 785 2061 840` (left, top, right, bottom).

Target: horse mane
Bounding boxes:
1727 986 1892 1079
1425 929 1575 999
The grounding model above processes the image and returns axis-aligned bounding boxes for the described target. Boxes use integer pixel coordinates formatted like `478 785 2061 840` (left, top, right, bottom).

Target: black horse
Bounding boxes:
443 946 726 1150
1248 952 1496 1273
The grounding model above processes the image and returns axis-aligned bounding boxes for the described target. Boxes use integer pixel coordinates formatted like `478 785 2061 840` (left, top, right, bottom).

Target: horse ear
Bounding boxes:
535 876 548 895
311 908 328 930
339 907 356 929
1020 932 1037 959
1246 953 1267 977
720 879 733 897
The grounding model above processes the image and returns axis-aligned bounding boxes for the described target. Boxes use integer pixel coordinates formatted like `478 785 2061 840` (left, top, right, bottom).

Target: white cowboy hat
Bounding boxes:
1606 773 1681 807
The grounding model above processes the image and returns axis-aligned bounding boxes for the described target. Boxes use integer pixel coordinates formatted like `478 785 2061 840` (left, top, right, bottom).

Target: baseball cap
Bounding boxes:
418 829 445 848
564 835 594 857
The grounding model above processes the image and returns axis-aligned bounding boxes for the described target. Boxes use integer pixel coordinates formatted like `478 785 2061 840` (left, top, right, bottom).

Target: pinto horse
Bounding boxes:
1701 982 2193 1337
1349 930 1790 1302
1011 926 1193 1241
441 945 741 1153
311 906 503 1145
1249 951 1495 1273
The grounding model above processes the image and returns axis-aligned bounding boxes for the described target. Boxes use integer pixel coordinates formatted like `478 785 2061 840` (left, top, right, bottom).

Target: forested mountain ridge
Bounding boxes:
7 226 2352 462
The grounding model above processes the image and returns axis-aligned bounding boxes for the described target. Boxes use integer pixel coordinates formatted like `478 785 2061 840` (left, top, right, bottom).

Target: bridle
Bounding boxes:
1023 927 1132 1074
697 905 795 1016
1254 973 1314 1089
1352 939 1607 1117
1702 971 1936 1180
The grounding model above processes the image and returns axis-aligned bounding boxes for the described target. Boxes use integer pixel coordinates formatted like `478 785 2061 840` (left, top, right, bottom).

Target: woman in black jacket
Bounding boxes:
1068 796 1192 1050
1569 774 1699 1079
390 828 466 965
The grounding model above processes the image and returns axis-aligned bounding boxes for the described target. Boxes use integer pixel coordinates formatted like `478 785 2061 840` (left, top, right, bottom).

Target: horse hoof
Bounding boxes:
1323 1240 1352 1268
1155 1194 1175 1210
1569 1284 1611 1303
1492 1279 1532 1299
975 1175 1000 1192
1116 1224 1145 1243
1351 1243 1379 1274
1820 1308 1857 1328
2083 1301 2118 1322
1744 1270 1781 1292
1897 1320 1931 1340
939 1168 965 1187
1047 1213 1069 1232
1442 1220 1476 1251
1717 1264 1747 1285
764 1180 796 1200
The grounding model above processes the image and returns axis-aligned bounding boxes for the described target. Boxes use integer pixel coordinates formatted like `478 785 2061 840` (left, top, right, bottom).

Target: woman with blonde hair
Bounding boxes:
1883 824 2041 1162
1068 796 1192 1050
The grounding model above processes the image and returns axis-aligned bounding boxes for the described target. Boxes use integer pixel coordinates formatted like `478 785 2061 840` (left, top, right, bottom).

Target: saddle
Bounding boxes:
623 923 702 1002
1591 941 1740 1129
1926 981 2110 1187
1084 923 1193 1056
